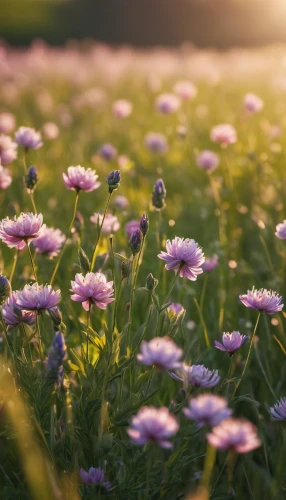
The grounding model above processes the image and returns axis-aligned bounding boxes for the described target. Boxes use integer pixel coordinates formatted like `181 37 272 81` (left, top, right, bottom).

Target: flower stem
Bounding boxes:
9 249 19 285
90 192 112 272
200 273 208 309
86 306 91 361
127 235 146 342
200 443 217 494
26 242 38 282
161 263 183 310
29 191 37 214
112 279 122 333
193 297 210 348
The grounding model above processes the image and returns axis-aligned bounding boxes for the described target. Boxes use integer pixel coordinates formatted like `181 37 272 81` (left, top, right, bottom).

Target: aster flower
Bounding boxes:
239 287 283 315
183 394 232 427
98 143 117 161
169 363 220 389
155 93 180 114
207 418 261 453
63 165 100 192
275 220 286 240
32 225 65 258
215 331 249 356
127 406 179 448
167 302 184 316
90 213 120 235
46 331 67 383
0 166 12 189
16 283 61 312
202 255 219 272
196 150 219 172
15 126 43 149
210 124 237 146
70 272 114 311
173 80 197 100
269 397 286 421
158 237 205 280
145 132 168 154
152 179 167 210
0 112 15 134
244 93 264 113
137 336 183 370
112 99 133 118
125 220 140 238
0 213 43 250
80 467 111 489
2 291 36 327
0 134 18 165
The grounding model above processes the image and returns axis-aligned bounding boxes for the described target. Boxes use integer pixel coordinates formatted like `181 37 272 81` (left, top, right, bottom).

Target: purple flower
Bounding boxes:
144 132 168 154
90 213 120 235
207 418 261 453
0 113 15 134
169 363 220 388
32 225 65 258
46 331 67 382
137 336 183 370
129 228 142 255
196 151 219 172
167 302 184 316
275 220 286 240
0 166 12 190
112 99 133 118
127 406 179 448
98 143 117 161
0 134 18 165
158 237 205 281
125 220 140 238
15 126 43 149
155 93 180 114
0 213 43 250
202 255 219 272
113 195 129 210
210 124 237 145
24 166 38 193
80 467 110 489
173 80 197 100
152 179 167 210
239 287 283 315
140 213 149 236
215 331 249 356
244 93 264 113
106 169 121 192
183 394 232 427
0 275 11 304
269 397 286 421
2 291 36 327
16 283 61 312
70 272 114 311
63 165 100 192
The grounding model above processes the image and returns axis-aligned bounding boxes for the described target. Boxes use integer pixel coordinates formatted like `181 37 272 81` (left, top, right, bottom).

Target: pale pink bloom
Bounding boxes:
183 394 232 428
16 283 61 311
173 80 197 100
2 291 36 327
42 122 59 140
63 165 100 192
0 135 18 165
70 272 114 311
275 220 286 239
127 406 179 448
215 331 249 355
0 113 16 134
0 213 43 250
0 166 12 189
125 220 140 238
158 237 205 280
155 93 180 114
210 124 237 145
207 418 261 453
244 93 264 113
112 99 133 118
32 225 65 258
169 363 220 389
196 151 219 171
239 287 283 315
137 336 183 370
90 213 120 235
15 126 43 149
144 132 168 154
202 255 219 272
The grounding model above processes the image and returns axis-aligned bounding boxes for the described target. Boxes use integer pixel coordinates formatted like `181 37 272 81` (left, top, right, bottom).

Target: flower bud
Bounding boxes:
106 170 121 193
140 213 149 236
24 166 38 192
129 229 142 256
78 247 90 273
146 273 158 292
152 178 166 210
46 331 67 383
48 306 63 328
0 275 12 304
121 260 132 282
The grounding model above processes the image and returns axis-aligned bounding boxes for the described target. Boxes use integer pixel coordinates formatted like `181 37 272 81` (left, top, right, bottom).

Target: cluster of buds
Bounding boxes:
129 213 149 256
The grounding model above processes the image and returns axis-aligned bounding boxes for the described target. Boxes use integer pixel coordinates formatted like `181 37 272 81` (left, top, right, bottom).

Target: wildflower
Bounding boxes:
202 255 219 272
173 80 197 100
0 112 15 134
0 276 11 304
70 272 114 311
0 166 12 190
125 220 140 238
2 292 36 327
210 124 237 145
90 213 120 235
269 397 286 421
244 93 264 113
106 169 121 192
167 302 184 316
112 99 133 118
16 283 61 312
42 122 59 140
140 213 149 236
170 363 220 388
183 394 232 427
32 225 65 258
24 166 38 193
137 336 183 370
0 134 18 165
113 195 129 210
128 406 179 448
275 220 286 239
48 306 63 329
155 93 180 114
215 331 249 356
152 178 166 210
145 132 168 154
129 229 142 255
80 467 111 489
46 331 67 382
158 237 205 281
207 418 261 453
146 273 158 292
239 288 283 315
15 126 43 149
0 213 43 250
196 150 219 172
63 165 100 192
98 143 117 161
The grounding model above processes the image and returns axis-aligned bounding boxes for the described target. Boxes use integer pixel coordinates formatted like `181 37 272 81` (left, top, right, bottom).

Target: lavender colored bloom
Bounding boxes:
202 255 219 272
113 195 129 210
15 126 43 149
46 331 67 383
207 418 261 453
210 124 237 145
70 272 114 311
0 166 12 190
98 143 117 161
145 132 168 154
158 237 205 281
152 178 167 210
173 80 197 100
196 151 219 172
239 287 283 315
169 363 220 388
137 336 183 370
244 93 264 113
42 122 59 140
0 275 11 304
269 397 286 421
112 99 133 118
0 134 18 165
167 302 184 316
215 331 249 356
90 213 120 235
140 213 149 236
155 93 180 114
0 113 15 134
127 406 179 448
275 220 286 239
129 228 142 255
0 212 43 250
63 165 100 192
125 220 140 238
80 467 110 489
2 291 36 327
16 283 61 312
183 394 232 428
32 224 66 258
24 166 38 192
106 169 121 192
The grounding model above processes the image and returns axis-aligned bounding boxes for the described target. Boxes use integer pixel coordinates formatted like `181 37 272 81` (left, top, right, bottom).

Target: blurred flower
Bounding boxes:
202 254 219 272
63 165 100 192
196 150 219 171
214 331 249 356
70 272 114 311
46 331 67 383
113 195 129 210
207 418 261 453
275 220 286 239
98 143 117 161
173 80 197 100
140 213 149 236
125 220 140 238
155 93 180 114
210 124 237 145
0 275 11 304
0 134 18 165
90 213 120 235
106 169 121 192
112 99 133 118
269 397 286 421
0 212 43 250
239 287 283 315
145 132 168 154
152 178 167 210
2 291 36 327
24 166 38 193
244 93 264 113
129 228 142 255
16 283 61 312
127 406 179 448
158 237 205 280
42 122 59 140
80 467 110 489
32 225 65 258
170 363 220 388
15 126 43 150
183 394 232 427
137 336 183 370
167 302 184 316
0 113 15 134
0 166 12 190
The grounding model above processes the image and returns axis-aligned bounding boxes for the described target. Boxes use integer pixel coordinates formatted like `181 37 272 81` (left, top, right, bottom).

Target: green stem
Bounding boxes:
26 242 38 282
193 297 210 348
21 323 33 365
9 249 19 285
90 192 112 272
161 264 183 309
36 313 43 362
86 306 91 361
200 273 208 309
112 279 122 333
200 443 217 494
29 191 37 214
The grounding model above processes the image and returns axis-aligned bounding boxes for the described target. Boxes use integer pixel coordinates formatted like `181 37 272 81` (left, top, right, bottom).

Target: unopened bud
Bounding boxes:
152 178 166 210
106 170 121 193
24 166 38 192
146 273 158 292
140 213 149 236
0 275 12 304
129 229 142 256
78 247 90 273
121 260 132 282
48 307 63 328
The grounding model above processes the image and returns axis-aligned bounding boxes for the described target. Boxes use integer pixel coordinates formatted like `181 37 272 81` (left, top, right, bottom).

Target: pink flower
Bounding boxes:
127 406 179 448
155 93 180 114
202 255 219 272
158 237 205 280
32 225 65 258
98 143 117 161
0 213 43 250
275 220 286 239
16 283 61 312
112 99 133 118
80 467 110 489
63 165 101 192
90 213 120 235
239 287 283 315
42 122 59 140
207 418 261 453
0 113 15 134
0 166 12 189
144 132 168 154
137 336 183 370
244 93 264 113
196 151 219 172
70 272 114 311
0 135 18 165
15 126 43 149
214 331 249 355
167 302 184 316
125 220 140 238
173 80 197 100
210 124 237 145
183 394 232 428
113 195 129 210
169 363 220 389
2 291 36 327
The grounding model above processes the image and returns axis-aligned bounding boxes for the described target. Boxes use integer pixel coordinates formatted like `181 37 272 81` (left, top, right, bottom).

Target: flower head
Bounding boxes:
16 283 61 312
269 397 286 421
215 331 249 356
46 331 67 383
155 93 180 114
125 220 140 238
90 213 120 235
169 363 220 388
145 132 168 154
0 135 18 165
80 467 110 490
113 195 129 210
0 213 43 250
63 165 100 192
137 336 183 370
129 229 142 255
0 113 15 134
112 99 133 118
202 255 219 272
152 178 167 210
167 302 184 316
275 220 286 240
24 166 38 193
239 287 283 315
207 418 261 453
98 143 117 161
0 275 11 304
183 394 232 427
173 80 197 100
2 291 36 327
70 272 114 311
106 169 121 192
0 166 12 189
210 124 237 146
32 225 65 258
196 151 219 172
127 406 179 448
244 93 264 113
158 237 205 281
15 126 43 149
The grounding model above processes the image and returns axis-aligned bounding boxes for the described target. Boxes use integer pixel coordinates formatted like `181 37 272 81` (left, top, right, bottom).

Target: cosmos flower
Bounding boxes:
15 126 43 149
137 336 183 370
127 406 179 448
239 288 283 315
90 213 120 235
16 283 61 312
0 166 12 190
158 237 205 280
202 255 219 272
0 112 15 134
125 220 140 238
144 132 168 154
244 93 264 113
269 397 286 421
70 272 114 311
98 143 117 161
2 291 36 327
214 331 249 356
275 220 286 240
63 165 101 192
32 225 66 258
155 93 180 114
112 99 133 118
170 363 220 388
0 213 43 250
196 150 219 172
207 418 261 453
80 467 111 489
210 124 237 145
183 394 232 427
0 134 18 165
173 80 197 100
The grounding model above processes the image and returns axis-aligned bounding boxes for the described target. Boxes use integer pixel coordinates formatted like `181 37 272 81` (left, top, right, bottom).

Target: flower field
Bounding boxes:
1 42 286 499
